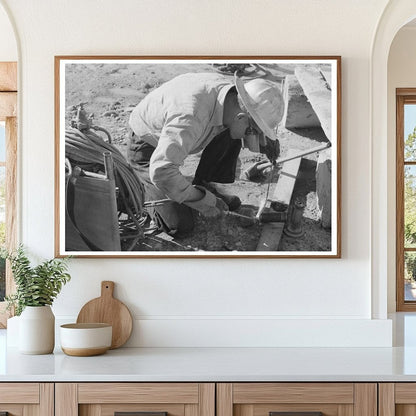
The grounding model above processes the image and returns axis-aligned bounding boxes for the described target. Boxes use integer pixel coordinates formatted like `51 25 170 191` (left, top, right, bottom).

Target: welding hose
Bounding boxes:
65 127 145 217
91 125 112 144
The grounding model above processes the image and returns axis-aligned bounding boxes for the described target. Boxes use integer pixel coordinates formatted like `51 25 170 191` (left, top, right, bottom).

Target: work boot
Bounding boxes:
202 181 241 211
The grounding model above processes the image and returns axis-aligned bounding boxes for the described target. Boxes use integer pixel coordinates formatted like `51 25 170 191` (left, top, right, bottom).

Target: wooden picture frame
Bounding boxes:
55 56 341 258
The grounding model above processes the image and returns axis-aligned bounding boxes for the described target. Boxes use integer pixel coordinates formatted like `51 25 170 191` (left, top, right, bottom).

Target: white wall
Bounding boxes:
0 3 16 61
0 0 393 347
387 26 416 312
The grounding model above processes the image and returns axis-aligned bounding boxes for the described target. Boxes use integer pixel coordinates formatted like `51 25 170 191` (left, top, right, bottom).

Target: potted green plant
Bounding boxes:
4 246 71 354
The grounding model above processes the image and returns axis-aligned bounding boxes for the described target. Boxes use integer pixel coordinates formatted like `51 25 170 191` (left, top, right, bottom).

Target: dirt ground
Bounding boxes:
65 62 331 252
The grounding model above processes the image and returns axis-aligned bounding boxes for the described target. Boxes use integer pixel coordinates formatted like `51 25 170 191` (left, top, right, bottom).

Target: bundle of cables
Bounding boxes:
65 126 146 245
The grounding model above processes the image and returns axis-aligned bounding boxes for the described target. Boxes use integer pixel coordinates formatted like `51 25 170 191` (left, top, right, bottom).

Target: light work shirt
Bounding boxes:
129 72 234 203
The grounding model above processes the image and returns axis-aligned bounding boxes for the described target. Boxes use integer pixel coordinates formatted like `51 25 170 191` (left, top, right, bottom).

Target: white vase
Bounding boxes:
6 315 20 347
19 306 55 354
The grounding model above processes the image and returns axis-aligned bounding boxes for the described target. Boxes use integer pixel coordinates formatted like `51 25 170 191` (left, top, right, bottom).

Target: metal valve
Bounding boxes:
284 197 306 238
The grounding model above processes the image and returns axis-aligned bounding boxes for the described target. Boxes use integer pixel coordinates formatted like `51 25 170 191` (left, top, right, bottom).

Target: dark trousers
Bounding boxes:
128 129 241 234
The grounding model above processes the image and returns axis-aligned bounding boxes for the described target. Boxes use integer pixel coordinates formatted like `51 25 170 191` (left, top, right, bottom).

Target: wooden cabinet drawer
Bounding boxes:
56 383 215 416
379 383 416 415
0 383 53 415
217 383 376 416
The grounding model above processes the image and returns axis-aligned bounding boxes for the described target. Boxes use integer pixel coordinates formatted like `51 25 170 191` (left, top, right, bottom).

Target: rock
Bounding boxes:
316 148 332 229
237 207 256 228
295 66 332 141
102 110 118 117
283 74 321 129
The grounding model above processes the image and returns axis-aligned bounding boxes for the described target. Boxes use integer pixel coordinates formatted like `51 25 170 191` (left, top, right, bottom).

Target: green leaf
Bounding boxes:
5 245 71 315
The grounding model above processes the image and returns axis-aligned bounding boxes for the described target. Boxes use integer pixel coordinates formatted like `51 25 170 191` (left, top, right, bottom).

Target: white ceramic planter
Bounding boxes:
19 306 55 354
6 315 20 347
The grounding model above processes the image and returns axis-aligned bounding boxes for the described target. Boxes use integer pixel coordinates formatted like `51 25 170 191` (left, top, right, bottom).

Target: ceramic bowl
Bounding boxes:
60 323 112 356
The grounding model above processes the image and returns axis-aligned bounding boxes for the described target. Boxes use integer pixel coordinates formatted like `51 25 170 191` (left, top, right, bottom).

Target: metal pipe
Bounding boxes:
103 151 115 181
275 142 331 165
246 142 331 180
284 198 306 238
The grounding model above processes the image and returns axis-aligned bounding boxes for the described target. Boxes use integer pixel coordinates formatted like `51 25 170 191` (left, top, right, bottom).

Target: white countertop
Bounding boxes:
2 313 416 382
2 345 416 382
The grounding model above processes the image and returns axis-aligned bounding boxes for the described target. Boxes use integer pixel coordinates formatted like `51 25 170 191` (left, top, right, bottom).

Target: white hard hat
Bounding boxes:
234 74 284 142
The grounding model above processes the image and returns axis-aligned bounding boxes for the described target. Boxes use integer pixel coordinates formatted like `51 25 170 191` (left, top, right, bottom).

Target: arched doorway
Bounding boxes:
0 0 18 327
0 2 17 62
371 1 416 318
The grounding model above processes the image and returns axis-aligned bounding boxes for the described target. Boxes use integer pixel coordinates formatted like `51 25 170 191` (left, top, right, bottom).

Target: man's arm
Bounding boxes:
149 116 228 216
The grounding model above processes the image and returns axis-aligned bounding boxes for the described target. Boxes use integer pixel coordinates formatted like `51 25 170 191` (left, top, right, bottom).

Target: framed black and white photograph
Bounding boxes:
55 56 341 258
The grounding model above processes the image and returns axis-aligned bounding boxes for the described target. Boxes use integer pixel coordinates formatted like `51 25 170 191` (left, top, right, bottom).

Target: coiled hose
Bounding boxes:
65 126 146 248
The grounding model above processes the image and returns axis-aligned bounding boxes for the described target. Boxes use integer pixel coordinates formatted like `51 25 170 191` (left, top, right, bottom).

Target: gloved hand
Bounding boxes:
203 197 229 218
197 195 229 218
185 186 229 218
199 180 242 211
260 137 280 164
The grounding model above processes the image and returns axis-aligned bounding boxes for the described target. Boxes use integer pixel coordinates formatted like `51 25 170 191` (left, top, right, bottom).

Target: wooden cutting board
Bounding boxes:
76 281 133 349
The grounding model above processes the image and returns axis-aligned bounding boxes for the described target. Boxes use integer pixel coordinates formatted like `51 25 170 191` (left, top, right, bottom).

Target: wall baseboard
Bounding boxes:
55 317 392 348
